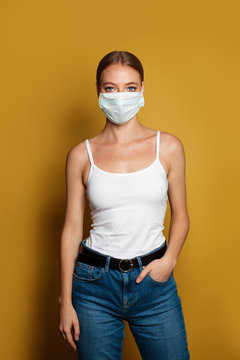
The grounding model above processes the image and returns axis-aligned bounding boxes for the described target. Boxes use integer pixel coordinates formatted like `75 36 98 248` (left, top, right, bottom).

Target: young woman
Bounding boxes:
59 50 190 360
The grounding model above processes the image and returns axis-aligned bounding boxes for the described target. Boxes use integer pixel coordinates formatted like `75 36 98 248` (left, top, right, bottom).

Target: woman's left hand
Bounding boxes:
136 255 176 283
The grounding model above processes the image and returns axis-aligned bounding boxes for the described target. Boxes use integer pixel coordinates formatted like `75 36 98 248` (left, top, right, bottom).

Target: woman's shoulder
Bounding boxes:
160 131 186 163
160 130 184 148
67 138 87 156
65 138 90 172
143 126 183 145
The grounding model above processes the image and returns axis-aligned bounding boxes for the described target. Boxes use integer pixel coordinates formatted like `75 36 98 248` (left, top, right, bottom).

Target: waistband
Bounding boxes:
77 239 168 272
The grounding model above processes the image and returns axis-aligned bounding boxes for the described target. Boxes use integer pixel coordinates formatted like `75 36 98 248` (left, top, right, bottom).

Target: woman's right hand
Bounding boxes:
59 302 80 351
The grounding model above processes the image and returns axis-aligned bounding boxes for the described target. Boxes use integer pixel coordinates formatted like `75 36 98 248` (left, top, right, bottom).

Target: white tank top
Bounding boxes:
84 130 168 258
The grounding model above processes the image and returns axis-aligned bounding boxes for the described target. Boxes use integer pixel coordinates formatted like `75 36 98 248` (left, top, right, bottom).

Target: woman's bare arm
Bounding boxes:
135 133 190 283
59 143 86 306
164 134 190 266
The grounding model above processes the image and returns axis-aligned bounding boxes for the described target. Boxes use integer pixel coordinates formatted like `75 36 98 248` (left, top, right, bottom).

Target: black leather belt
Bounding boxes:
76 241 167 272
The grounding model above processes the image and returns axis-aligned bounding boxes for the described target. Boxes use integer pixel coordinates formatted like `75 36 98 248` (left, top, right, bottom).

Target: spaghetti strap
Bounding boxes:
156 130 160 160
85 139 94 166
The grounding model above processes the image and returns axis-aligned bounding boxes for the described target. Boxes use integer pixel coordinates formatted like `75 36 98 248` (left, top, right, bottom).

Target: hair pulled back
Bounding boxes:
96 51 144 92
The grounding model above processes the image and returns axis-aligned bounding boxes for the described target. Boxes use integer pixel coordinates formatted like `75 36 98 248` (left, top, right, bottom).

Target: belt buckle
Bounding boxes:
118 258 133 272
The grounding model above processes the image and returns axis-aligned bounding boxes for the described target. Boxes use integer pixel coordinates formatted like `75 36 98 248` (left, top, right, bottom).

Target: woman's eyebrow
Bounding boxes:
102 82 139 85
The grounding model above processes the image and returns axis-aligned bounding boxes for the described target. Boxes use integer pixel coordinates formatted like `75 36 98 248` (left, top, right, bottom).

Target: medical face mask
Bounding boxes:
98 89 144 125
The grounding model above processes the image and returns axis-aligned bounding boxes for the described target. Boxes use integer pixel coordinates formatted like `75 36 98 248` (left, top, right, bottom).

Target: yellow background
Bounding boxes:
1 0 239 359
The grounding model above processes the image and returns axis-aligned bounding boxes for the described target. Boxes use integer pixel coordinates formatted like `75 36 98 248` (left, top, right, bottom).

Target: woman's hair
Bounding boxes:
96 51 144 91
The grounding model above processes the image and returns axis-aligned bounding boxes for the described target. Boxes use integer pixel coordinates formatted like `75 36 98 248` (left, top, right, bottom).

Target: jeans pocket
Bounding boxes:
146 270 174 285
73 261 104 282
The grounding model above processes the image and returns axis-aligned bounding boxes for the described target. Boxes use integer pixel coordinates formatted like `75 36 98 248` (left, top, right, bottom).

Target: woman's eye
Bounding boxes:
104 86 137 92
105 87 115 92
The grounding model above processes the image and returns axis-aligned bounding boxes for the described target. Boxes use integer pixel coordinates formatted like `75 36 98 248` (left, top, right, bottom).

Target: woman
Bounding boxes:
59 50 190 360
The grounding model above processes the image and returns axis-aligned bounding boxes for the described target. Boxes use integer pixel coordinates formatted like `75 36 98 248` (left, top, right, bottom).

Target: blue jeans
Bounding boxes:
72 238 190 360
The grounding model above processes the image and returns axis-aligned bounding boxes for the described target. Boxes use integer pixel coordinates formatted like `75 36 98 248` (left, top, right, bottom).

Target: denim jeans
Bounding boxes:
72 238 190 360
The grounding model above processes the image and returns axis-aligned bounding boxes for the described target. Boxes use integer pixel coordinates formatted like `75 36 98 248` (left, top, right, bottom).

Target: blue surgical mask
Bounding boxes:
98 90 144 125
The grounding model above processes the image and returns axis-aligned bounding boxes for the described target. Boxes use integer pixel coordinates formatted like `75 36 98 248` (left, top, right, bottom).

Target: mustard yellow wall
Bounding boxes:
1 0 239 359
